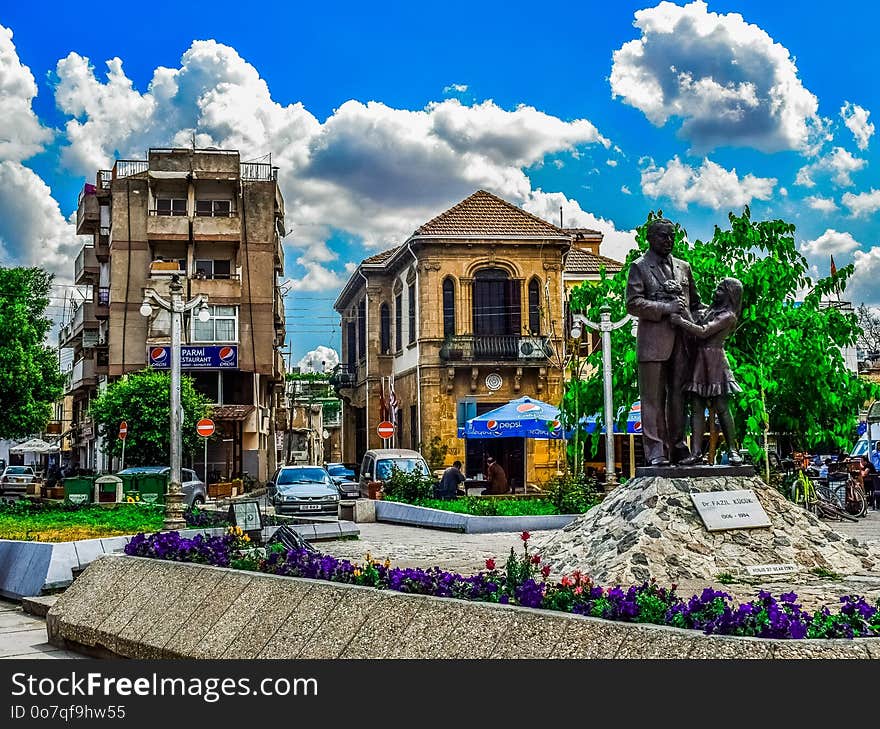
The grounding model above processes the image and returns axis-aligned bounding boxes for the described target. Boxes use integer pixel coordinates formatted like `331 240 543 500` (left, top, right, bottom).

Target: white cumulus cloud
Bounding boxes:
795 147 866 188
842 189 880 218
847 247 880 306
800 229 860 257
640 156 776 210
296 346 339 373
805 195 838 213
840 102 874 150
609 1 827 154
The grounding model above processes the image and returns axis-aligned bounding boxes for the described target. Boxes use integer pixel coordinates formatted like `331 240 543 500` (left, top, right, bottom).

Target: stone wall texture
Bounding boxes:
46 555 880 659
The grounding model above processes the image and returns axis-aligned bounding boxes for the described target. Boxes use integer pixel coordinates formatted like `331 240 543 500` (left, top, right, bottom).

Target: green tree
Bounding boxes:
89 369 210 466
0 267 65 439
564 208 878 473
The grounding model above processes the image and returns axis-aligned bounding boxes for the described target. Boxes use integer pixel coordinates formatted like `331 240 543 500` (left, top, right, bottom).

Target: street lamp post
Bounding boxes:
140 274 210 530
571 305 631 487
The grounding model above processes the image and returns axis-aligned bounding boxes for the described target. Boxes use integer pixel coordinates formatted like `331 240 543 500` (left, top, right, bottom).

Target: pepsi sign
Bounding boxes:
148 345 238 369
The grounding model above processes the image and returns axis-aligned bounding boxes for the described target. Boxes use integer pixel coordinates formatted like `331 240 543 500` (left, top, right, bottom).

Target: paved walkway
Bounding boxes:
0 600 81 659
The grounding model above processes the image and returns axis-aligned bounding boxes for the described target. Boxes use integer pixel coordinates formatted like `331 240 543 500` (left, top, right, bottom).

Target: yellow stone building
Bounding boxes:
332 190 622 487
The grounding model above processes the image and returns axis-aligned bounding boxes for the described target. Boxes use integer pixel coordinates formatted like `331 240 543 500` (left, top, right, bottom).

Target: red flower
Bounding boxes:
541 565 551 578
561 576 572 587
530 554 541 565
521 531 531 542
485 558 496 570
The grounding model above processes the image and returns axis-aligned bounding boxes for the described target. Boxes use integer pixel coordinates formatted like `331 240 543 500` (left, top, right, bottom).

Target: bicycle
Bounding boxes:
786 466 858 522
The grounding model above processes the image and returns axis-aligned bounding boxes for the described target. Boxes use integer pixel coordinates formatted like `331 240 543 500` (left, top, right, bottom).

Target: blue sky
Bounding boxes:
2 1 878 368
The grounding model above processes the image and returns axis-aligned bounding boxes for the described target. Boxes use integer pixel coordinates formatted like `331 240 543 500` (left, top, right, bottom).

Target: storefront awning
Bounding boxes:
460 397 569 440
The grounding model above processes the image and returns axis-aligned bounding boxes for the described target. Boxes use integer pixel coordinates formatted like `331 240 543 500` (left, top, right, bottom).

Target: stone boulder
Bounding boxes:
536 474 880 584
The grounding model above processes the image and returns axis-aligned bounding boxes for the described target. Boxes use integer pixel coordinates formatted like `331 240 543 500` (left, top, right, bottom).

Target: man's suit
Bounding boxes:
626 249 704 463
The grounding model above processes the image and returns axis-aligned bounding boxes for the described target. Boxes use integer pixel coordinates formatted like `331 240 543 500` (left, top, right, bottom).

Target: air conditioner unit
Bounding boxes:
519 336 549 359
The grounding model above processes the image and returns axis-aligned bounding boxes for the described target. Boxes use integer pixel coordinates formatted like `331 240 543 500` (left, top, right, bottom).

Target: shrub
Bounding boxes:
542 472 599 514
381 464 435 501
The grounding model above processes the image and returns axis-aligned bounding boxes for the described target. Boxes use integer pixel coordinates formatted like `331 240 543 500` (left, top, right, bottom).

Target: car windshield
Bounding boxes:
6 467 33 475
851 439 869 458
327 465 354 477
375 458 429 480
277 468 329 485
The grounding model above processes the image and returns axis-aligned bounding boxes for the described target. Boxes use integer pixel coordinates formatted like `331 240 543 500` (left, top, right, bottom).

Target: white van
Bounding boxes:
358 449 431 498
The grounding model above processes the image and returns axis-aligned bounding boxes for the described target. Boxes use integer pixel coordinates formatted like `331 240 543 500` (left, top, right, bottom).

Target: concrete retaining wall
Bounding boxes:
46 555 880 659
0 521 358 600
375 500 578 533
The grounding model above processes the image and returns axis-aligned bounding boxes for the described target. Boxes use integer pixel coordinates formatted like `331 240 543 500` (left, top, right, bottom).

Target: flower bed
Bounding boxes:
125 529 880 640
387 496 561 516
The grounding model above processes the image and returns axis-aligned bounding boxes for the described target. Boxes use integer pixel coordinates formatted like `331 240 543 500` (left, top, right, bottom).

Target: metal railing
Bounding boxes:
240 162 277 181
440 334 552 362
98 170 113 188
329 364 358 389
112 160 149 179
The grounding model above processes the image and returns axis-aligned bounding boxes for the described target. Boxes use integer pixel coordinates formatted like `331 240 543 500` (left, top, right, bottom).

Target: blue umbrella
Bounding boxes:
582 401 642 434
462 396 570 439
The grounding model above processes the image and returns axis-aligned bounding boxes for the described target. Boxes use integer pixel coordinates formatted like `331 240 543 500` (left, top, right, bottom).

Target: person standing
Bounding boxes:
437 460 465 499
484 456 509 495
626 218 705 466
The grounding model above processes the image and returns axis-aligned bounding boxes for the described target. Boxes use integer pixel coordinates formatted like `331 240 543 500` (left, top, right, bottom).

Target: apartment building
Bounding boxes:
332 189 622 487
63 147 286 480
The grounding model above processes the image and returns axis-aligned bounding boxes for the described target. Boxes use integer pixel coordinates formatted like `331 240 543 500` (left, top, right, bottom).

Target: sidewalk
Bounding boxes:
0 599 81 659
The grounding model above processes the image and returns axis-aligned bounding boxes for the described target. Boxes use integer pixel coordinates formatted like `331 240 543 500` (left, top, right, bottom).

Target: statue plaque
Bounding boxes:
690 489 771 531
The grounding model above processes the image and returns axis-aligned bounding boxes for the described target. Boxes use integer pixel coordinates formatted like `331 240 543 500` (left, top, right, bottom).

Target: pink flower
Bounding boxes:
561 576 572 587
541 565 551 578
521 531 531 542
485 558 496 570
573 586 583 595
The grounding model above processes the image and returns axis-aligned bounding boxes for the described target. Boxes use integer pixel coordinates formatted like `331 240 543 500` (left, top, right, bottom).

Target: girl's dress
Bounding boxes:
676 309 742 397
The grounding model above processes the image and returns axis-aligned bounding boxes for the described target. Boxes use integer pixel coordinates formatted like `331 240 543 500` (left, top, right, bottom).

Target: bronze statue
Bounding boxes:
625 218 705 466
671 277 744 465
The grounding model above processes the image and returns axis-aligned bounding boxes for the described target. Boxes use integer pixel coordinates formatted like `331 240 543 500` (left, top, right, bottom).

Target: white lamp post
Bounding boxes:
571 305 631 487
140 274 210 530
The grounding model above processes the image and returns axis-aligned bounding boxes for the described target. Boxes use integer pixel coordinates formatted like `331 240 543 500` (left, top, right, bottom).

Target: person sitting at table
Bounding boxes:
436 460 464 499
483 456 509 495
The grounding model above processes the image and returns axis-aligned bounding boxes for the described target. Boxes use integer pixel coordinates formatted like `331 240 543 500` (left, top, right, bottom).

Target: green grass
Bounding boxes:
0 501 166 542
809 566 842 580
388 496 562 516
715 572 736 584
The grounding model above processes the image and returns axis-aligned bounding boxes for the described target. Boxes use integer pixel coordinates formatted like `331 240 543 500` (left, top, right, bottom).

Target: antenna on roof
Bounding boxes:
190 132 196 150
559 206 563 228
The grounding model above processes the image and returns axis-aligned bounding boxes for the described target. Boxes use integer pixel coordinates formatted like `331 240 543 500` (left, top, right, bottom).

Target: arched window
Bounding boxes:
528 278 541 334
380 303 391 354
473 268 520 336
357 298 366 360
442 278 455 338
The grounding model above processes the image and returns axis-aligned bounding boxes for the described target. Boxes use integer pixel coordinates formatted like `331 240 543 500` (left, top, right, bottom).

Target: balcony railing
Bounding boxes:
97 287 110 307
74 245 99 285
440 335 553 362
112 160 149 179
240 162 277 181
329 364 358 391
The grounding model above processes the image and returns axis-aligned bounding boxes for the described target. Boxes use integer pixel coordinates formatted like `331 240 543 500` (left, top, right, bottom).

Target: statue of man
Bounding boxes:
625 218 704 466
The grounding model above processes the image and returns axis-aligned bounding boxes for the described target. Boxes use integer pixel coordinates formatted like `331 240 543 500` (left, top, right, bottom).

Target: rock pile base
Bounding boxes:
537 474 880 584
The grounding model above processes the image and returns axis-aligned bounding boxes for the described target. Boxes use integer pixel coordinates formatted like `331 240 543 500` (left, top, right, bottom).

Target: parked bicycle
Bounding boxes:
781 460 858 523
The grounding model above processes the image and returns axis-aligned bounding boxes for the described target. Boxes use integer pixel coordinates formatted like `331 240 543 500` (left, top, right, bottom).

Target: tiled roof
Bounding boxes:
414 190 568 238
210 405 255 421
361 246 400 265
563 227 603 237
564 247 623 276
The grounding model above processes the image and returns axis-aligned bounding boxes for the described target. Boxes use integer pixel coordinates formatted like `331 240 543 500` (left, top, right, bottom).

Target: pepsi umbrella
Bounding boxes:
463 396 570 439
582 401 642 435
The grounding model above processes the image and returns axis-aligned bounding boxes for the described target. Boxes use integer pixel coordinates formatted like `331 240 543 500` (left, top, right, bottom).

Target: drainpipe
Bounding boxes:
406 241 422 451
358 267 370 450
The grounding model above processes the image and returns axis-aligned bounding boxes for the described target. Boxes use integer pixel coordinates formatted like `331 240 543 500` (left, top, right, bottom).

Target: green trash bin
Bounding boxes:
117 473 139 500
138 473 167 504
63 476 94 505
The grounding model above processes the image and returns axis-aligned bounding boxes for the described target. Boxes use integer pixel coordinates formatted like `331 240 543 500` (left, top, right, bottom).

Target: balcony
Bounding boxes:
192 214 240 240
58 302 97 348
112 160 149 179
240 162 277 181
76 186 99 234
440 335 554 363
329 364 358 393
147 212 189 239
74 245 99 285
95 346 109 375
275 241 284 274
70 358 97 392
274 288 284 323
95 233 110 261
189 275 242 301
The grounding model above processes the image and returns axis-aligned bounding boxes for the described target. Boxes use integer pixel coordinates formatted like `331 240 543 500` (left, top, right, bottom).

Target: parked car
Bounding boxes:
358 449 432 498
0 465 37 495
324 462 359 499
115 466 207 507
267 466 340 517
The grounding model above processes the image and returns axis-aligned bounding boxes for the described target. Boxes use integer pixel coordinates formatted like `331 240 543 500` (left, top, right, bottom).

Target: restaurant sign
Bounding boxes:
148 345 238 369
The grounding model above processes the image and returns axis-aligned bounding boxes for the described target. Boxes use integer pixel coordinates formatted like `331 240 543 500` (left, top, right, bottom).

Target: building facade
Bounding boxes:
64 148 286 480
332 190 621 487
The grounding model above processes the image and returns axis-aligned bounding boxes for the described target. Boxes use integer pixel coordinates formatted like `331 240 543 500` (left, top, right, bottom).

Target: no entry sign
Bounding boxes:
197 418 215 438
118 421 127 440
377 420 395 439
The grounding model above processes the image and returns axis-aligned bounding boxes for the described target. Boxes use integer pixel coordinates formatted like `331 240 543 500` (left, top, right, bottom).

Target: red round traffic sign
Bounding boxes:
197 418 215 438
118 421 127 440
377 420 395 439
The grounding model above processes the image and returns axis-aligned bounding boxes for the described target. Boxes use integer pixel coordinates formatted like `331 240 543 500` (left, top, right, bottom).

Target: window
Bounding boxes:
408 282 416 344
473 268 520 335
195 199 232 217
443 278 455 339
194 259 232 279
192 305 238 342
155 198 186 216
528 278 541 334
347 321 356 367
395 292 403 352
357 299 366 361
380 303 391 354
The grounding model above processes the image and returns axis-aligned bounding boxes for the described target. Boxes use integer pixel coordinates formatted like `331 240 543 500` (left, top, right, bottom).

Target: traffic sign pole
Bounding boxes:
118 421 128 471
121 437 125 472
196 419 215 486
